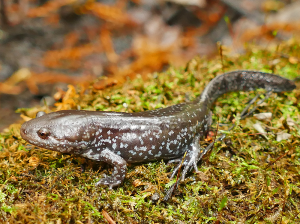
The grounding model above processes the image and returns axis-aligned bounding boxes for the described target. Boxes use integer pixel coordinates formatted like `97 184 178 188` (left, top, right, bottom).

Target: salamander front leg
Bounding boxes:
95 149 127 189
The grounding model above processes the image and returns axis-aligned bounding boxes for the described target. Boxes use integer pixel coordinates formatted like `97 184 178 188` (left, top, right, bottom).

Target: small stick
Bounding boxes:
265 147 294 169
240 90 273 120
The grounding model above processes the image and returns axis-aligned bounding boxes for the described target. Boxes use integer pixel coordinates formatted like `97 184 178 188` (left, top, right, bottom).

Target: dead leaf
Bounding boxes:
253 122 268 139
254 112 272 121
286 117 297 127
276 132 291 141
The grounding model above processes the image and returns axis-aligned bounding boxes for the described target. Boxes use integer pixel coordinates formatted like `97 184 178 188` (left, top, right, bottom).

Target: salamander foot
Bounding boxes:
169 135 201 181
95 148 127 188
95 174 122 189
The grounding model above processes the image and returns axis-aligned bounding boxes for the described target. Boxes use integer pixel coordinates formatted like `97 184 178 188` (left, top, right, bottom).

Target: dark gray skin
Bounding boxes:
20 71 296 188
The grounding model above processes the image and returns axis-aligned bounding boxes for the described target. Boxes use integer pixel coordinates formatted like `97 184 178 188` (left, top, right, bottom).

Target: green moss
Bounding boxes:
1 40 300 223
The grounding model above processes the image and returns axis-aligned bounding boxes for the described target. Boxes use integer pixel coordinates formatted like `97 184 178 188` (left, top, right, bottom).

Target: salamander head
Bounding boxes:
20 111 96 154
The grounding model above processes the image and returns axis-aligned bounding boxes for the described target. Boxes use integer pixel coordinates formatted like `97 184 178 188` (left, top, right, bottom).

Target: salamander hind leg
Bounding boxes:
169 135 202 181
95 149 127 189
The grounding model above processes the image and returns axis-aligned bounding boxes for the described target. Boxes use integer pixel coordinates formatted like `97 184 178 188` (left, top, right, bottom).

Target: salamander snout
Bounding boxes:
20 124 27 139
20 127 26 135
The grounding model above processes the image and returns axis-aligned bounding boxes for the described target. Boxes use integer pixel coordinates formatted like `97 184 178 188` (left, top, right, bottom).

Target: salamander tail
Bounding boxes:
196 70 296 106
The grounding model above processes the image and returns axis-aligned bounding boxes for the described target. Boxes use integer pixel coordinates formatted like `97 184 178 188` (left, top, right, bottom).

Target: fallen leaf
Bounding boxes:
286 117 297 127
276 132 291 141
254 112 272 121
253 122 268 139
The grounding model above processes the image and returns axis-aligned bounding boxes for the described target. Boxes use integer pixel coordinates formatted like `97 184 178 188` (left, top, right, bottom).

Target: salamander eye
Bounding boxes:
37 128 50 139
36 111 46 118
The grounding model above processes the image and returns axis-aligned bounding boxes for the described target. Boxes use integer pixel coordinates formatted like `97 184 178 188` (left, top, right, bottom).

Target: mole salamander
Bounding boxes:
20 71 296 188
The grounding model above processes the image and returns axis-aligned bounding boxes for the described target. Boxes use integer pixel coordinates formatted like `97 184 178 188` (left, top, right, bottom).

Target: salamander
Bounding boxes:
20 71 296 188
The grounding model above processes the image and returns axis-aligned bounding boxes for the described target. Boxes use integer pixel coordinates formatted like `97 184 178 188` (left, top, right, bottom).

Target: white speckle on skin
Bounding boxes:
168 130 174 136
81 150 99 161
101 138 112 144
130 125 139 130
166 144 170 151
129 150 136 155
122 133 137 141
91 138 97 145
140 146 147 151
155 151 162 158
139 137 144 145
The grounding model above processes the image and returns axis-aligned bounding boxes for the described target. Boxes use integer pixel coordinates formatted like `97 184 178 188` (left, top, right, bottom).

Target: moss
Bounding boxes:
2 40 300 223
